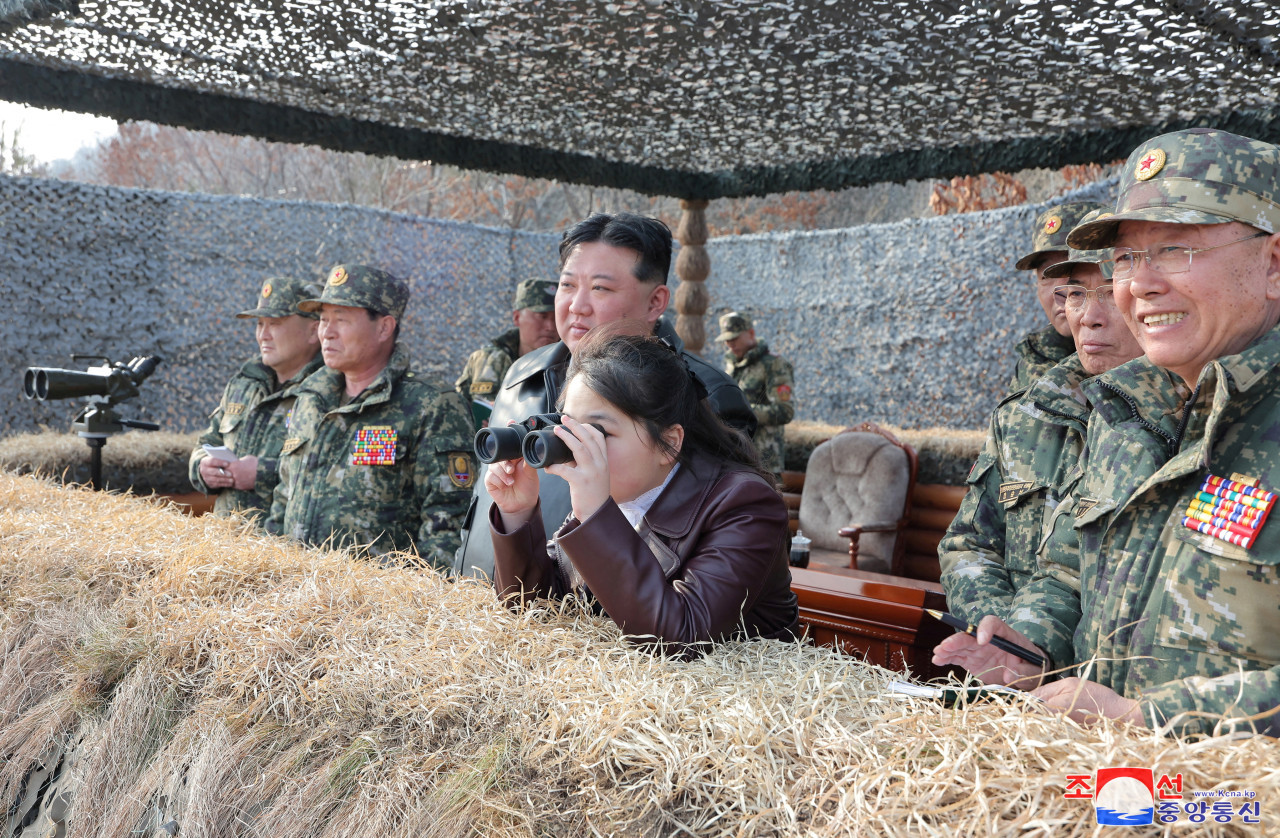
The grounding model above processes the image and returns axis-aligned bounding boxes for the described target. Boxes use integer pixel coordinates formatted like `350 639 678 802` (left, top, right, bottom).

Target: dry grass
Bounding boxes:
1 472 1276 836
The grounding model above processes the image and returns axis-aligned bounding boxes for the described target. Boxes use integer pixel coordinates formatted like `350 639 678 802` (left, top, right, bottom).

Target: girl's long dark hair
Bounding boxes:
562 323 770 482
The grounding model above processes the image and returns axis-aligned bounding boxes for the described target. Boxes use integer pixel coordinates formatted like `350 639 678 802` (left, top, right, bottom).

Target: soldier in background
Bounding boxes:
1007 201 1108 393
189 275 323 519
266 264 475 570
717 311 795 480
456 277 558 427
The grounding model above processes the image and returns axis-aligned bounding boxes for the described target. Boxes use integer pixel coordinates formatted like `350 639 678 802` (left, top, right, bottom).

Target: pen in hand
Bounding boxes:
926 609 1047 668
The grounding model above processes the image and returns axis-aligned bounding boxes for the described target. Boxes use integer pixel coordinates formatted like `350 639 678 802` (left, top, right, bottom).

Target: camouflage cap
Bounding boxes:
715 311 754 342
236 276 323 319
513 277 556 313
1068 128 1280 250
1042 208 1117 280
1014 201 1109 270
298 264 409 319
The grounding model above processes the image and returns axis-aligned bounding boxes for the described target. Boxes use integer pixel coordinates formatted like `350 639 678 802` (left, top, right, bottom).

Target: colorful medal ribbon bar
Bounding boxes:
351 426 397 466
1183 474 1274 550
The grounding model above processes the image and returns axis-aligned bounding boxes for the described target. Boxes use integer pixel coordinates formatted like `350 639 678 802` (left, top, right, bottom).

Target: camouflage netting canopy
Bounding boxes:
1 1 1279 198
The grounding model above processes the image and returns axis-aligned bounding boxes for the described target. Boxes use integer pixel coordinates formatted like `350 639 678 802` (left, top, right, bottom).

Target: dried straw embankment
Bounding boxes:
1 473 1276 837
0 430 198 494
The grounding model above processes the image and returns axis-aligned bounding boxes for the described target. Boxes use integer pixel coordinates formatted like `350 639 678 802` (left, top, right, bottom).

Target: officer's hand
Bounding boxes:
931 615 1046 689
1031 677 1144 727
486 458 540 530
226 455 258 491
545 415 610 521
199 456 234 491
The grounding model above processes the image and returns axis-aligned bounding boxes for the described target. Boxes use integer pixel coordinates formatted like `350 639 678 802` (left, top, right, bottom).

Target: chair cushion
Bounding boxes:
798 433 910 572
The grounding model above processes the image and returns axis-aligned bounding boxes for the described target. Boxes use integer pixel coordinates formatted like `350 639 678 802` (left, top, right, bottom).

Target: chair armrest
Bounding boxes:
838 520 909 571
837 522 903 538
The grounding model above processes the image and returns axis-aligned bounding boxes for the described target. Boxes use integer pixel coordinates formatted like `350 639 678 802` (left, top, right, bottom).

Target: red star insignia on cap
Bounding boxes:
1134 148 1166 181
1044 217 1061 234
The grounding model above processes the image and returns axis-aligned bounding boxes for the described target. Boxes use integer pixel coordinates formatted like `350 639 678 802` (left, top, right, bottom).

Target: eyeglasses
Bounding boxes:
1111 231 1268 280
1053 284 1116 311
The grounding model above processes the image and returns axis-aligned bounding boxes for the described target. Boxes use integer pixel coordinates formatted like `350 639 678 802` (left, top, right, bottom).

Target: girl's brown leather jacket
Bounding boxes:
490 449 799 656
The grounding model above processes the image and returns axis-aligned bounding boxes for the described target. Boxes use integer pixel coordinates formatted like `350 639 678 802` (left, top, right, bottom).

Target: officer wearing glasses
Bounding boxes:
949 128 1280 738
936 208 1143 681
1007 201 1109 394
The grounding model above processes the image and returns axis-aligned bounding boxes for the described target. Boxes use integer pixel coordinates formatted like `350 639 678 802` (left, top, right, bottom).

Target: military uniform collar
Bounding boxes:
237 356 278 386
733 341 771 368
1204 321 1280 395
1083 355 1186 429
281 352 325 390
1020 324 1075 363
1020 352 1091 425
492 327 521 358
301 345 412 407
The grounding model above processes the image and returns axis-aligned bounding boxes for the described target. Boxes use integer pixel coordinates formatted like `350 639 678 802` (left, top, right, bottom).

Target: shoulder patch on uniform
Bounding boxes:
997 480 1036 505
225 402 246 415
471 381 495 395
282 437 303 454
449 453 474 489
775 384 792 402
1074 498 1099 518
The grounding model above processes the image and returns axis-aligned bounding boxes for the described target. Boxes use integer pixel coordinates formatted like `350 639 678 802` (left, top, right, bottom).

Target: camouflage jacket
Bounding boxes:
188 353 324 518
266 347 476 570
455 328 520 426
1006 325 1075 396
1069 324 1280 736
940 353 1090 670
724 341 795 475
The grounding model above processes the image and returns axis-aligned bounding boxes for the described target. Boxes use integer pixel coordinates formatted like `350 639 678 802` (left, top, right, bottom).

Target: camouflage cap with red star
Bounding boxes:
1014 201 1110 271
299 264 410 320
237 276 323 319
1068 128 1280 250
1042 208 1117 280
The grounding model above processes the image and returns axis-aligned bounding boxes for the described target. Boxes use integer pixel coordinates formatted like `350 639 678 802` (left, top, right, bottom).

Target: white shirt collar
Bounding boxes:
615 462 681 531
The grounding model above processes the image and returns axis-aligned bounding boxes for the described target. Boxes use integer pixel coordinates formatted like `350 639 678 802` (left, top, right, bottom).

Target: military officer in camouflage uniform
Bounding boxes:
1007 201 1109 393
455 277 557 427
935 208 1141 678
266 264 476 570
717 311 795 479
189 275 324 518
955 129 1280 737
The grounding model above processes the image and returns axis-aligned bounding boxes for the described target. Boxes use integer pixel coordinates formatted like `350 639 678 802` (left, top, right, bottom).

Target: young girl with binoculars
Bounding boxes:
485 326 798 656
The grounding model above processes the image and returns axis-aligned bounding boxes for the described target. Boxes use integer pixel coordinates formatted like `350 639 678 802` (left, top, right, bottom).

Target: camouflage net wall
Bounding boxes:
1 174 1115 437
706 179 1118 430
3 174 558 437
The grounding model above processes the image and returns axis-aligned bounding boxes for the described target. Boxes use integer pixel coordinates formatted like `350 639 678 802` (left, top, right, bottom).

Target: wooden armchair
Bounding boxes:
798 422 918 575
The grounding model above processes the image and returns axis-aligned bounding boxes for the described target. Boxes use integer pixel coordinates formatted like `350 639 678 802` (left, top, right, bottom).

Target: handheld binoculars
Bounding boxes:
473 413 601 469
